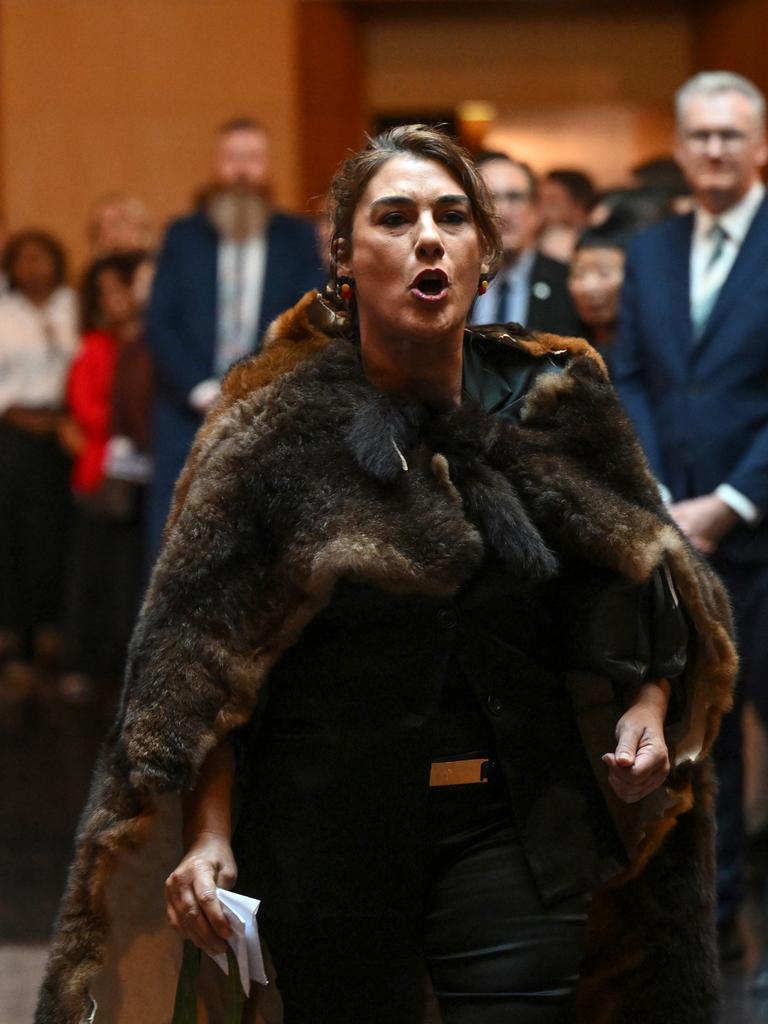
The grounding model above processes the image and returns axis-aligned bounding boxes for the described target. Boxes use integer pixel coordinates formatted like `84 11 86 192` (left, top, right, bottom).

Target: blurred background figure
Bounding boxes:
145 116 324 564
86 193 155 259
58 251 154 702
568 211 636 369
589 184 675 231
470 151 581 335
630 154 695 214
0 230 77 669
538 167 596 261
613 70 768 963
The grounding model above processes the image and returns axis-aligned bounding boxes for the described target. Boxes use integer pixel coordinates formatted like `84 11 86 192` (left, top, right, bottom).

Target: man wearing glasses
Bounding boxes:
613 71 768 965
470 151 581 335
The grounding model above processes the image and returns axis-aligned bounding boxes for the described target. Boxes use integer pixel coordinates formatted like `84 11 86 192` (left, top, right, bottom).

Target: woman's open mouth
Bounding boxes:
410 268 449 302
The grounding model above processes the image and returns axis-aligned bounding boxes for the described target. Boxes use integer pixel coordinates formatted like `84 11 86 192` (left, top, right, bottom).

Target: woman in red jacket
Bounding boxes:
59 251 153 699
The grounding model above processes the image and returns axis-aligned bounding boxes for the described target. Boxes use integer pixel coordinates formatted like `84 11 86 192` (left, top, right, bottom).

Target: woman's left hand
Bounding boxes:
602 681 671 803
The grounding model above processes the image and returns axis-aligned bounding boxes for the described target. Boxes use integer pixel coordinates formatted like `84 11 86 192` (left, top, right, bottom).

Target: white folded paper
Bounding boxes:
210 888 269 995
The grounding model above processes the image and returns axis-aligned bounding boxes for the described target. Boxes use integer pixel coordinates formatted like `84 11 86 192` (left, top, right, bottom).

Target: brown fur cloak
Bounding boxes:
36 291 736 1024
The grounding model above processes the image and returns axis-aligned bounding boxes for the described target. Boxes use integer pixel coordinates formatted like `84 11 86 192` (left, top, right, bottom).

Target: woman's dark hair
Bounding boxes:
80 249 149 332
3 229 68 292
574 212 637 255
594 186 672 232
544 169 596 212
328 125 503 281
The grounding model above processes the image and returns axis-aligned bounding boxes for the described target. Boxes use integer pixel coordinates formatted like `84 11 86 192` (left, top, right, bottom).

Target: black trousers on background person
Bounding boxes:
260 777 590 1024
0 422 72 656
60 497 145 681
710 554 768 931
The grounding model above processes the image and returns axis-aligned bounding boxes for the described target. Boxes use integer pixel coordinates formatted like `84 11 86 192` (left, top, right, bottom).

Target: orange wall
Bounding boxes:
363 7 693 184
693 0 768 100
0 0 302 270
1 1 746 274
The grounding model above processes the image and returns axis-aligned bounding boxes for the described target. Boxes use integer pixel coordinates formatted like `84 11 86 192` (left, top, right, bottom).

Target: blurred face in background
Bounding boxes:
88 195 153 257
540 179 586 228
568 245 625 339
213 127 272 193
96 268 138 329
479 159 539 264
132 259 155 311
675 89 767 213
12 241 59 303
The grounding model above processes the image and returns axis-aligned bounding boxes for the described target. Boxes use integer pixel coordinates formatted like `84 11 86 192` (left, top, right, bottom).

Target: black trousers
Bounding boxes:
710 553 768 926
0 423 72 651
261 778 590 1023
60 500 145 678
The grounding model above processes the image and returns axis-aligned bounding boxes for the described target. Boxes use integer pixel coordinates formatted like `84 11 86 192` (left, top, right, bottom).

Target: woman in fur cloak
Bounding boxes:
37 127 736 1024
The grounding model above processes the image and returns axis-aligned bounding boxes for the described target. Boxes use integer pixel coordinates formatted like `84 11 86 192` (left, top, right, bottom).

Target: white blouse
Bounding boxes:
0 287 78 414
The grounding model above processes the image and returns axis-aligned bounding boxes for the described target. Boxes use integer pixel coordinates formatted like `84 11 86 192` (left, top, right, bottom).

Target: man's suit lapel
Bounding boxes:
194 213 218 367
698 196 768 349
259 215 285 337
662 214 695 358
526 253 550 330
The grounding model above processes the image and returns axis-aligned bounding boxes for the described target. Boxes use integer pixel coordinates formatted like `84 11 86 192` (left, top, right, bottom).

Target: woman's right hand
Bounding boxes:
165 831 238 957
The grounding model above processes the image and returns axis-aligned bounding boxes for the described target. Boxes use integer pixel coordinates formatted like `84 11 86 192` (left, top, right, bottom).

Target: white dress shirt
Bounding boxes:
0 287 78 414
189 232 267 413
690 180 765 329
472 248 537 325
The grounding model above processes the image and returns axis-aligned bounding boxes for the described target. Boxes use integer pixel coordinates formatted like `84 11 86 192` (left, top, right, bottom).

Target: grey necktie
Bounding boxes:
692 222 729 339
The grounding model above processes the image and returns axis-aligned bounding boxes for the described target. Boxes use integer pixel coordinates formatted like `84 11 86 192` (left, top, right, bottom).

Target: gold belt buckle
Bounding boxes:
429 757 491 787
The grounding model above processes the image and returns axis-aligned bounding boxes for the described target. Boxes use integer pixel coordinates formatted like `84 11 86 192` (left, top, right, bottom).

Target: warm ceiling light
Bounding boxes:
457 101 497 124
457 101 497 153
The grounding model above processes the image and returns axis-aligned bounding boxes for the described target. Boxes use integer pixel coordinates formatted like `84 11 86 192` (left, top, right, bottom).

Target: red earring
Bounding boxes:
478 278 489 295
338 276 354 302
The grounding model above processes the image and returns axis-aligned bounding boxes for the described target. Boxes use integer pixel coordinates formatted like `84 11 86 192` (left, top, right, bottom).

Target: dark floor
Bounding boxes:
2 661 767 1023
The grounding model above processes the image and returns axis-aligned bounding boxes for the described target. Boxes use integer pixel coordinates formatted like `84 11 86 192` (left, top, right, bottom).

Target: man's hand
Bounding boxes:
669 493 739 554
603 681 671 803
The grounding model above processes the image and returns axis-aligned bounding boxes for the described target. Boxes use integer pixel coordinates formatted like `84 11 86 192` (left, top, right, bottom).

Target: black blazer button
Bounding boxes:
436 607 458 630
486 694 503 716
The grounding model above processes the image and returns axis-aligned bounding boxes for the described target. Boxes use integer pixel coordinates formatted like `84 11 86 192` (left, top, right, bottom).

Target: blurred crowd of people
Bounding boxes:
0 115 693 704
1 70 768 966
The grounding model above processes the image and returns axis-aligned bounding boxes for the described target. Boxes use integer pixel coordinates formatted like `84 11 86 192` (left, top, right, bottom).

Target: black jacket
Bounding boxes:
234 563 625 924
526 251 583 336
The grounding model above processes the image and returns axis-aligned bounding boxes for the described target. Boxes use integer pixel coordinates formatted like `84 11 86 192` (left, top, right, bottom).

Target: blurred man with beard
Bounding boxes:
146 118 323 563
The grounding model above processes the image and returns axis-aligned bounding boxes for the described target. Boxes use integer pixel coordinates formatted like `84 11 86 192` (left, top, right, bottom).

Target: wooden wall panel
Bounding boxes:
692 0 768 100
0 0 301 270
297 1 366 211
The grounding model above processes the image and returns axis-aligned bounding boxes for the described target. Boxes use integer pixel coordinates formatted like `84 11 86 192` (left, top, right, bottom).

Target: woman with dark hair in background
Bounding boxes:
58 251 154 700
567 214 636 372
0 230 77 668
39 128 734 1024
538 168 596 262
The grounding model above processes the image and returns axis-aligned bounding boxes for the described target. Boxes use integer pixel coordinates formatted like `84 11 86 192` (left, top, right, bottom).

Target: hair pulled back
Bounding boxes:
327 125 502 286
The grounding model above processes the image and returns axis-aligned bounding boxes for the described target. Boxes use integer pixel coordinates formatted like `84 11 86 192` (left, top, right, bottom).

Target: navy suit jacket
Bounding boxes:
613 199 768 562
146 209 325 560
470 252 581 336
525 252 583 336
